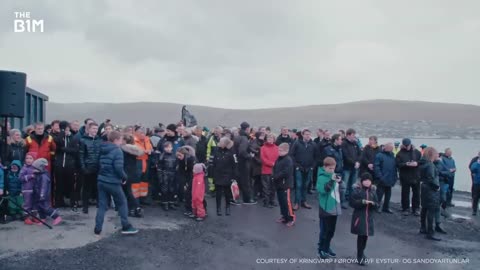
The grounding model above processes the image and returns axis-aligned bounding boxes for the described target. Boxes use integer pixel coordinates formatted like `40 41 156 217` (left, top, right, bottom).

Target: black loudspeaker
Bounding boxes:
0 70 27 118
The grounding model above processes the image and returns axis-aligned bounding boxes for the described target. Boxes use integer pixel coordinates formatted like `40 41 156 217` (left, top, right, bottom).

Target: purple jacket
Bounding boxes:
33 171 51 201
19 164 36 192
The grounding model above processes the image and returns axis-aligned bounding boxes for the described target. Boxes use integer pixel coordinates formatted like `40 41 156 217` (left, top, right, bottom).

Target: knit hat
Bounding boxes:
26 152 37 160
193 163 206 174
420 144 427 149
32 158 48 172
166 124 177 132
402 138 411 146
240 122 250 130
360 173 373 182
59 121 70 131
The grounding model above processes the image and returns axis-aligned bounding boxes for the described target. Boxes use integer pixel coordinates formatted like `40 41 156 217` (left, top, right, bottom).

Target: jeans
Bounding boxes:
401 181 420 211
318 216 337 253
342 168 358 202
446 177 455 204
376 184 392 210
440 182 449 206
95 181 131 232
277 189 295 222
295 169 312 204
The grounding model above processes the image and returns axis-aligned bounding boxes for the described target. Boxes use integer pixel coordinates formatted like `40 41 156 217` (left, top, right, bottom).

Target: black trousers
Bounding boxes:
261 174 275 205
376 185 392 210
252 175 263 199
238 161 252 202
318 216 337 253
185 179 192 212
80 173 97 209
54 166 75 206
357 235 368 258
215 185 232 209
420 207 437 235
472 184 480 213
401 180 420 211
277 189 294 222
122 182 140 211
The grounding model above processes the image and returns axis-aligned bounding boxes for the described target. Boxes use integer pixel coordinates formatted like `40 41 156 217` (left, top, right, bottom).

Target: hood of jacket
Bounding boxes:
352 182 377 192
121 144 144 156
9 160 22 171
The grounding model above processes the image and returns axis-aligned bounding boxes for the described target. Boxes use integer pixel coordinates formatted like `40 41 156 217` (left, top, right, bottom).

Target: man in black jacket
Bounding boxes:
360 136 380 180
78 122 102 214
276 127 293 147
194 126 208 164
341 128 361 208
396 138 422 216
323 134 344 174
290 129 316 210
53 122 79 209
311 130 332 193
233 122 256 205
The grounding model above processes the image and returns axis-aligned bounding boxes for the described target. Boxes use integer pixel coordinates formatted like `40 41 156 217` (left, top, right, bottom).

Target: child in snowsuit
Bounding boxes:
192 163 206 221
0 162 6 223
157 141 178 211
32 158 62 226
19 152 37 225
7 160 23 220
350 173 379 266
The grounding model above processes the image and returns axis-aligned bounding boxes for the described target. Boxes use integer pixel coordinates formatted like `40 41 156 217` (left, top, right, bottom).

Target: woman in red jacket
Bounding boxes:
260 133 279 208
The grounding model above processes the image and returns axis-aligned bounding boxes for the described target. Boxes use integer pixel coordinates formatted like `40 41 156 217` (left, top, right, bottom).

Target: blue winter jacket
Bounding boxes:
441 156 456 182
374 151 398 187
470 162 480 185
98 143 127 185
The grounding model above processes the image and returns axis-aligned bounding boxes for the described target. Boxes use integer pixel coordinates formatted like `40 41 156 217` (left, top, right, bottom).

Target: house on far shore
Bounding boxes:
4 87 49 130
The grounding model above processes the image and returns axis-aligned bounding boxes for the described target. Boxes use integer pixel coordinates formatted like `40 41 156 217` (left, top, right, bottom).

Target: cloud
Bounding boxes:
0 0 479 109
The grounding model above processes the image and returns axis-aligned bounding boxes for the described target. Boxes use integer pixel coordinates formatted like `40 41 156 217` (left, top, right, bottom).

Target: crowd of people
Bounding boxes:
1 119 479 265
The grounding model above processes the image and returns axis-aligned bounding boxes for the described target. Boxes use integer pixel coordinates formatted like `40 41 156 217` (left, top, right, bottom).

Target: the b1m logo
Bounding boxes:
14 12 44 33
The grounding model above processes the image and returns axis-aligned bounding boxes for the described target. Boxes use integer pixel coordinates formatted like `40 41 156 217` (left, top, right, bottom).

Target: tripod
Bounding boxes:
0 194 52 229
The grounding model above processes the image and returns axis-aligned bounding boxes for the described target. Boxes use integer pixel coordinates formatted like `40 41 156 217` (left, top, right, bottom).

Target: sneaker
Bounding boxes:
425 234 441 241
134 208 143 218
413 210 420 216
402 210 410 216
244 200 257 205
286 220 295 227
318 251 329 259
183 211 193 216
276 217 286 223
435 226 447 234
230 200 242 206
196 217 204 222
188 213 196 218
52 216 63 226
327 248 337 258
121 227 139 235
24 218 35 225
94 228 101 235
382 209 394 214
301 202 312 209
293 204 299 211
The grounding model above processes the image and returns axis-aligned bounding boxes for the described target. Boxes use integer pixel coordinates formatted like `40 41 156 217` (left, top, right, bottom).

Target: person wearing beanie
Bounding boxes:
396 138 422 216
32 158 63 226
6 160 23 220
374 143 397 214
212 137 237 216
250 131 265 202
157 123 184 154
233 122 256 205
350 173 379 266
191 163 206 221
20 151 37 222
53 123 79 209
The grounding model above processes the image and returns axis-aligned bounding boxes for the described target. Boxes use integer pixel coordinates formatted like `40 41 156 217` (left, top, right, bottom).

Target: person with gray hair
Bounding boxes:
374 142 398 214
212 137 237 216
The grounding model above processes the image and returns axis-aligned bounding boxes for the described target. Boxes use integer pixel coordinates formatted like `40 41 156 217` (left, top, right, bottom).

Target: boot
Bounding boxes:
225 207 231 216
134 208 143 218
217 207 222 216
162 203 169 211
435 224 447 234
425 233 441 241
419 227 427 234
128 209 135 217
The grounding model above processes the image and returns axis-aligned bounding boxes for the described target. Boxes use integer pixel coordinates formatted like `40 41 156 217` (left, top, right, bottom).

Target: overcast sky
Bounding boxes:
0 0 479 109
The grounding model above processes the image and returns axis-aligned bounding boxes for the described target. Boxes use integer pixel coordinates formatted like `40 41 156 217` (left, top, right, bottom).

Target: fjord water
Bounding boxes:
360 138 479 192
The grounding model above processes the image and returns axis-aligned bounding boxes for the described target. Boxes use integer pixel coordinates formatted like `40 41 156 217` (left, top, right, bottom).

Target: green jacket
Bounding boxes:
316 167 342 217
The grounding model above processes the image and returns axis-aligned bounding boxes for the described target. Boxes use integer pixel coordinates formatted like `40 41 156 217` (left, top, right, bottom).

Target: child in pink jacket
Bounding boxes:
192 163 206 221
